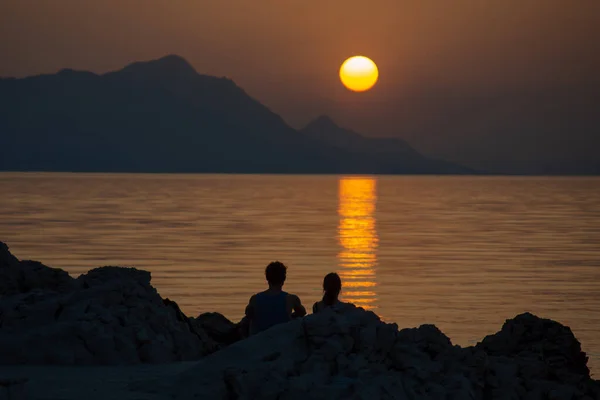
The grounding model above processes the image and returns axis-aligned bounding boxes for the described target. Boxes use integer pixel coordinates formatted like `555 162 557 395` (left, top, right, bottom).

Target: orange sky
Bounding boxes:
1 0 598 140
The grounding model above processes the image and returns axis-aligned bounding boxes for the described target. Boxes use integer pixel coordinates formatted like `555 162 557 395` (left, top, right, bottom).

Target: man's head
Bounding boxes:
265 261 287 287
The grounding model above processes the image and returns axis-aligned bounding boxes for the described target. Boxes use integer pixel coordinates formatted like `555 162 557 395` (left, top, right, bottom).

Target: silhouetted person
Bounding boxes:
244 261 306 335
312 272 342 313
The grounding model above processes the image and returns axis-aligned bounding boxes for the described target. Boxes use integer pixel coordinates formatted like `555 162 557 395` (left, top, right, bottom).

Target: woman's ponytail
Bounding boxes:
322 273 342 306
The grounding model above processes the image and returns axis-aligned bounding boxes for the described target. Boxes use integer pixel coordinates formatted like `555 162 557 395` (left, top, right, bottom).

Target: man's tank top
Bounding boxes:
250 291 290 335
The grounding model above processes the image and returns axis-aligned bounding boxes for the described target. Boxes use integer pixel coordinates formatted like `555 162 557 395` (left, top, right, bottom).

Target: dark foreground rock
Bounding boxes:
1 242 598 399
192 312 241 345
143 305 599 400
0 377 27 400
0 242 235 365
0 242 76 296
478 312 592 385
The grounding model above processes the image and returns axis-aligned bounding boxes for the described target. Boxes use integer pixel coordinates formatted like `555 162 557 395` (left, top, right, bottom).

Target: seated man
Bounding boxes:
245 261 306 335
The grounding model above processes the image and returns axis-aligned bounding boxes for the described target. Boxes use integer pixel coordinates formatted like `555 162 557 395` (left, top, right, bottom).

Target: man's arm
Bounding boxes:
290 294 307 318
245 295 256 319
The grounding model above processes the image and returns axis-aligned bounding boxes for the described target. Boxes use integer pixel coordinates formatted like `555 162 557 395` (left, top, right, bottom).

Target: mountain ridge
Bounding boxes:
0 55 473 174
301 115 475 174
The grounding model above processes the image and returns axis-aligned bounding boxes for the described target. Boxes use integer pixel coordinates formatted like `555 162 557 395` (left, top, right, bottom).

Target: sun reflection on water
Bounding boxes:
337 177 378 310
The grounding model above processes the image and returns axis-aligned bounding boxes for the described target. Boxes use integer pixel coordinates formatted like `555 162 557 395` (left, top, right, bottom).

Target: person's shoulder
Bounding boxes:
287 293 307 308
286 293 301 302
312 301 322 313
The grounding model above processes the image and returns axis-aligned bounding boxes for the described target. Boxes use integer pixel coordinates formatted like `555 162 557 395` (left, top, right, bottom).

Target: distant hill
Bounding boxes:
0 55 472 174
301 115 475 174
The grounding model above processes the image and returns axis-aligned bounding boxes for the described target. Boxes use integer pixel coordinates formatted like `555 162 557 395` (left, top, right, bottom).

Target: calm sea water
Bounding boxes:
1 173 599 374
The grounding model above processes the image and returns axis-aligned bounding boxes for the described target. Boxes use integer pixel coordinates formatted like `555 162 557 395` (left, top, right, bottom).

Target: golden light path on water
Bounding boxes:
337 177 379 311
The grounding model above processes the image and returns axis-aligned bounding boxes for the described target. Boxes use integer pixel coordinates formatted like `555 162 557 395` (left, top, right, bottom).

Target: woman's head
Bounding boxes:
322 272 342 305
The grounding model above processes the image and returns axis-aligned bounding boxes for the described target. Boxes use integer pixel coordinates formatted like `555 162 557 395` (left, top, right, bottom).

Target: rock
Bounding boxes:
77 266 152 289
397 324 453 358
139 341 174 364
477 312 591 378
141 305 599 400
0 242 19 268
17 260 76 293
1 241 599 400
0 243 20 295
0 378 27 400
0 242 229 365
194 312 240 345
548 386 576 400
0 243 76 296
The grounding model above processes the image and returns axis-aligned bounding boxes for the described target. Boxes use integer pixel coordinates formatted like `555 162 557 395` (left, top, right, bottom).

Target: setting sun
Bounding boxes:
339 56 379 92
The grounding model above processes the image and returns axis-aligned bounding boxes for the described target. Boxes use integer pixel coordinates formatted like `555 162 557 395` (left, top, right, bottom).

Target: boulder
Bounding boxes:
193 312 240 345
477 312 591 378
77 266 151 289
0 378 27 400
0 242 19 269
139 306 600 400
0 242 226 365
1 241 599 400
0 242 76 296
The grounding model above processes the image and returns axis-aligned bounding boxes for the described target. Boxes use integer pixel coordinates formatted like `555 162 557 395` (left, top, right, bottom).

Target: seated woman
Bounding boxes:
312 272 342 313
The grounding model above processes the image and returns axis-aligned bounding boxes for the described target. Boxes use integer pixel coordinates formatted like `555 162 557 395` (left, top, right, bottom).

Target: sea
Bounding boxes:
1 173 599 374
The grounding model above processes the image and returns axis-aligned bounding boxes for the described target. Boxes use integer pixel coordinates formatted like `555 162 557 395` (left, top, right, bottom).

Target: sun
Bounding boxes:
339 56 379 92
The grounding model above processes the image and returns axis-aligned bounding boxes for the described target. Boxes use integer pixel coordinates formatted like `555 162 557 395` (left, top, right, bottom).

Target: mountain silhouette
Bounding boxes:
303 115 421 157
0 55 471 174
302 115 474 174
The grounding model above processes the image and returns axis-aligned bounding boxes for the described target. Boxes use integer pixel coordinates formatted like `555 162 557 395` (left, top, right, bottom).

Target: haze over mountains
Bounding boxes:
395 86 600 175
301 116 469 175
0 55 472 174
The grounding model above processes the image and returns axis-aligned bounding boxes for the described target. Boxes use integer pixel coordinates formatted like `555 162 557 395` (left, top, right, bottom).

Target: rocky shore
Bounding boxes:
1 241 598 399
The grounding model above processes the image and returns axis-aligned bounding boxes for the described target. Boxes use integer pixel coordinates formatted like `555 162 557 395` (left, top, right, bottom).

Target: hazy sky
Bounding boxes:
1 0 599 171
